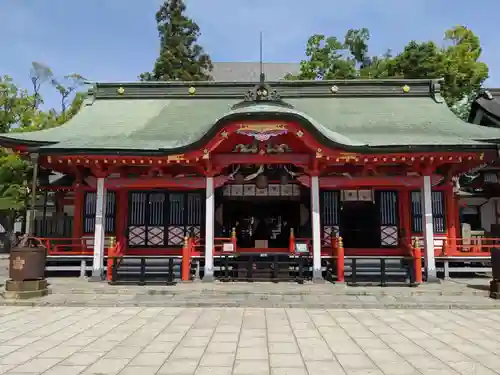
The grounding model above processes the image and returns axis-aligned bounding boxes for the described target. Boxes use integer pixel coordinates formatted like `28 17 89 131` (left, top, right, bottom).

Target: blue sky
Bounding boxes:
1 0 499 111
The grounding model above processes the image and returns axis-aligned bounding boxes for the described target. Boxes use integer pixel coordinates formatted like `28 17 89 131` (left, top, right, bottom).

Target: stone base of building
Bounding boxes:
2 279 49 299
490 280 500 299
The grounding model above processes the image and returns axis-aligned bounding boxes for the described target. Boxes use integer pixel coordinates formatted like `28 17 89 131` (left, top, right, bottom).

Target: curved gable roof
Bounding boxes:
2 79 500 154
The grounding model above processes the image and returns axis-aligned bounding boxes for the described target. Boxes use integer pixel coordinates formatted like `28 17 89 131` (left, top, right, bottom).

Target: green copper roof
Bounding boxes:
2 79 500 154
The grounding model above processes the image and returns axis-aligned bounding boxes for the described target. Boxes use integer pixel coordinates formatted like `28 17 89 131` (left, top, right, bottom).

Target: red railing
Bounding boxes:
35 236 116 256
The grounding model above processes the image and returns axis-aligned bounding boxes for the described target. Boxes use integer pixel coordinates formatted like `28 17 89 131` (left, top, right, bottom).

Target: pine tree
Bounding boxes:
140 0 213 81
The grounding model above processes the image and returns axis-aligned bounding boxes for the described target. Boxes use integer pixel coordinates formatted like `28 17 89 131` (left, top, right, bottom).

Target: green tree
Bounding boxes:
289 25 489 112
0 64 86 244
140 0 212 81
285 34 357 80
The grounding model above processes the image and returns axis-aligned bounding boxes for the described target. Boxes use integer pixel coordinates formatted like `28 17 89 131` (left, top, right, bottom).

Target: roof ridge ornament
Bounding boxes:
231 31 293 110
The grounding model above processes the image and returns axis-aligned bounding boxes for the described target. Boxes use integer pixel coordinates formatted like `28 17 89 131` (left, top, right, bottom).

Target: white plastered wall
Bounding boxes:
459 197 497 232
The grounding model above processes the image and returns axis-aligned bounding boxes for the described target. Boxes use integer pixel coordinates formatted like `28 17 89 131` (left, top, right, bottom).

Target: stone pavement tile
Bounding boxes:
11 358 61 373
81 358 130 375
299 346 334 361
430 349 470 363
344 370 384 375
170 346 206 360
292 330 320 339
268 342 299 354
270 368 307 375
326 340 363 354
473 355 500 370
238 337 267 348
187 329 215 337
418 370 461 375
233 360 269 375
388 342 427 356
119 365 162 375
405 355 450 371
206 342 237 353
448 361 498 375
41 365 87 375
60 352 105 366
267 334 294 343
142 341 178 354
211 333 239 343
374 361 420 375
305 360 346 375
236 347 268 360
364 349 402 363
240 329 266 339
354 338 388 349
336 354 377 370
0 350 39 365
181 336 211 347
269 354 304 368
104 345 143 359
0 364 15 374
129 352 170 366
0 346 21 357
199 353 235 367
157 359 199 374
195 367 233 375
38 345 83 358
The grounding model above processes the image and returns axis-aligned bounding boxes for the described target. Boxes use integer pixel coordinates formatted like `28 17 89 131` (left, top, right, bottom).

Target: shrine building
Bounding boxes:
2 76 500 283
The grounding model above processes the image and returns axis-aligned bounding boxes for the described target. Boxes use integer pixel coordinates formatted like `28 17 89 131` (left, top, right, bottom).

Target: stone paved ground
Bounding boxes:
2 277 500 309
0 307 500 374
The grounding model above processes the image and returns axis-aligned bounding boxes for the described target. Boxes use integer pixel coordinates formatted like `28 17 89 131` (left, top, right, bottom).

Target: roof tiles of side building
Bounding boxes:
470 88 500 122
2 79 500 154
211 62 300 82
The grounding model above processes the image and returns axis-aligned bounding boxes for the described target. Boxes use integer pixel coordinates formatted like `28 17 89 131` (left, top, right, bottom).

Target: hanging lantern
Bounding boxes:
256 174 268 189
234 173 245 184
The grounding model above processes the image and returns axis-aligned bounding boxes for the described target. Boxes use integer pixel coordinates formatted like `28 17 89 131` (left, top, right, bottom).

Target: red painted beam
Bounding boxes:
84 175 229 189
212 153 310 167
297 175 444 188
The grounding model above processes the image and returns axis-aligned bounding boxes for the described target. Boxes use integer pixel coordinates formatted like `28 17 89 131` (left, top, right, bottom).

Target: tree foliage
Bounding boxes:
140 0 213 81
0 63 86 236
288 25 489 112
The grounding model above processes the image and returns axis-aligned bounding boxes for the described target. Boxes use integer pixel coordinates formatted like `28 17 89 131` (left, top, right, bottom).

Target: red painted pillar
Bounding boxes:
445 186 457 253
336 236 344 282
181 236 191 281
399 189 411 246
72 187 84 247
115 190 127 254
289 228 295 254
413 238 423 284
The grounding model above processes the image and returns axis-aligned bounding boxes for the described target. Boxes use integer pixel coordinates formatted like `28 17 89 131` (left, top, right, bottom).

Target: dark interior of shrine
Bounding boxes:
340 201 380 248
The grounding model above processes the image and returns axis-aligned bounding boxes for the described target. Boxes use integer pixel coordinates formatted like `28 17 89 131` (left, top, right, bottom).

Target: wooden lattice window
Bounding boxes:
127 191 203 247
83 191 116 233
320 190 340 245
410 190 445 234
376 190 399 247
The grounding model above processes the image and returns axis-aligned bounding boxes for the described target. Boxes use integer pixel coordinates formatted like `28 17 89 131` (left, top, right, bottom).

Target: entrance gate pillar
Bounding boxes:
310 175 322 281
204 176 215 281
90 177 107 280
422 175 437 281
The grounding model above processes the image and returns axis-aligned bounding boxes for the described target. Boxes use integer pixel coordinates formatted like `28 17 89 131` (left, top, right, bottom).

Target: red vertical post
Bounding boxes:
413 238 423 284
231 227 237 251
115 190 127 255
399 188 411 246
73 188 84 250
336 236 344 282
181 236 191 281
445 186 457 254
289 228 295 254
106 236 116 281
